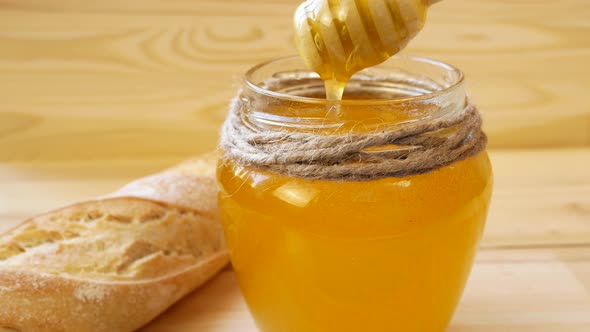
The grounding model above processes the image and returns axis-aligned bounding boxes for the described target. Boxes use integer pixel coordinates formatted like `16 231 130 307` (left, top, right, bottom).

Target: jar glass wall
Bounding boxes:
218 55 493 332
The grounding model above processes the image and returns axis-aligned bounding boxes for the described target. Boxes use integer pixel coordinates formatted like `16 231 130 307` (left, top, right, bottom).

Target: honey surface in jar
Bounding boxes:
294 0 440 100
218 90 493 332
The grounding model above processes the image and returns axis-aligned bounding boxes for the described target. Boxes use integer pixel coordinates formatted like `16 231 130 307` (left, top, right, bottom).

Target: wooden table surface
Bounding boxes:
1 0 589 331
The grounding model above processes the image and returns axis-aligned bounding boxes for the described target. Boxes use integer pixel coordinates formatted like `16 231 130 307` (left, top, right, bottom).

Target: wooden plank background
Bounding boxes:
0 0 589 163
0 1 589 331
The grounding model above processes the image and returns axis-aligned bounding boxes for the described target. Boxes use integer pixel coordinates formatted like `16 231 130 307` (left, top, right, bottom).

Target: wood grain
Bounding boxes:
0 0 589 163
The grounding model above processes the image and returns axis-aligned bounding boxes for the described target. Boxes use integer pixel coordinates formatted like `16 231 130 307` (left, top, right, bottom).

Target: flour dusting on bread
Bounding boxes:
74 284 107 303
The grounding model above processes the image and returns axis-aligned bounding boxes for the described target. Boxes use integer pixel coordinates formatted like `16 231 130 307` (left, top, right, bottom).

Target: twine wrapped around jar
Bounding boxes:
220 96 487 182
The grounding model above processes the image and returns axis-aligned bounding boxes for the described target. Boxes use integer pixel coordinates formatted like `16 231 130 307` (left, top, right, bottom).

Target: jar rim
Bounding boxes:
243 54 465 106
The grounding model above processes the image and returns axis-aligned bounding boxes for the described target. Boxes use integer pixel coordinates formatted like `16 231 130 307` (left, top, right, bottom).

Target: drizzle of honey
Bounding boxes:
294 0 440 100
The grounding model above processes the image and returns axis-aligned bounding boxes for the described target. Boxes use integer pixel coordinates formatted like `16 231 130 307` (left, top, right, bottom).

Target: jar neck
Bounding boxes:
239 55 468 134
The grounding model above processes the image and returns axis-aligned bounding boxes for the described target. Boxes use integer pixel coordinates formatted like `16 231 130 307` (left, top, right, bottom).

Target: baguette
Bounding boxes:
0 153 229 332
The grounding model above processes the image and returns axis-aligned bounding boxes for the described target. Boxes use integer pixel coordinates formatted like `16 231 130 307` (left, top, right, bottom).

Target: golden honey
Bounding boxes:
219 151 491 331
218 55 493 332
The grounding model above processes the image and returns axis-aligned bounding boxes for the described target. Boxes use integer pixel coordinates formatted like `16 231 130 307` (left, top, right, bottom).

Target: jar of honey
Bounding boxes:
218 55 492 332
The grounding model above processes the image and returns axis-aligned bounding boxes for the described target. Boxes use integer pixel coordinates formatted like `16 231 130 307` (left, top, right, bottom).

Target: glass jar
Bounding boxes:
218 55 493 332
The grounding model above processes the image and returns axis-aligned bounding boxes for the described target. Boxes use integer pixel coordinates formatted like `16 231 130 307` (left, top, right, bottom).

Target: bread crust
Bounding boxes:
0 154 229 332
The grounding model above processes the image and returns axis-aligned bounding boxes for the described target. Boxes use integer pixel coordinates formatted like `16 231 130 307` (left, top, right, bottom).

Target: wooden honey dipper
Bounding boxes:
294 0 442 100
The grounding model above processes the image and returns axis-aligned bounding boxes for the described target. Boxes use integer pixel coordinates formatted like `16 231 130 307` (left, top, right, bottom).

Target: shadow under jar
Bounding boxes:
217 55 493 332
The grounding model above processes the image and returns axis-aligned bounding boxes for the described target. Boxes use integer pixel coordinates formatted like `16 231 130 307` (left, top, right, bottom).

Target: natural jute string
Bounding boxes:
220 97 487 181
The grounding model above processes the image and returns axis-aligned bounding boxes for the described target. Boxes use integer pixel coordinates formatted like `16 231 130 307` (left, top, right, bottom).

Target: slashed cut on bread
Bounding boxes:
0 154 229 332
